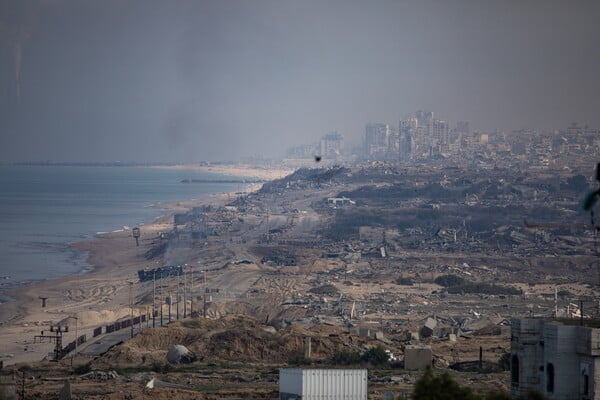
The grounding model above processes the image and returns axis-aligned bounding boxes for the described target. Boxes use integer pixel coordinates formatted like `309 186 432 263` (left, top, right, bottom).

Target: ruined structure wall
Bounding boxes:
512 319 544 397
543 323 580 400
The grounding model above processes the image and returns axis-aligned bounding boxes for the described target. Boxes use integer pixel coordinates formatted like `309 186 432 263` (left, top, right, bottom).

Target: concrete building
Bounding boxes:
399 110 451 158
511 318 600 400
399 117 418 160
364 123 391 159
279 368 368 400
320 131 344 158
404 345 433 371
327 197 356 207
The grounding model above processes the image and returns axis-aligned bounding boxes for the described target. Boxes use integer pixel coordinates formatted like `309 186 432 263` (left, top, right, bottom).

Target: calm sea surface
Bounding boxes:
0 165 244 286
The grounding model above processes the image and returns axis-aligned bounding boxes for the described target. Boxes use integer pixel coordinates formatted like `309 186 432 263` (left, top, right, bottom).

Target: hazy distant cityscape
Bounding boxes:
286 110 599 172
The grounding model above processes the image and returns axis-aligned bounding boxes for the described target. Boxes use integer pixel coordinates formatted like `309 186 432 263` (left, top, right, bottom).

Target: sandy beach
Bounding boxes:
146 163 294 181
0 163 291 366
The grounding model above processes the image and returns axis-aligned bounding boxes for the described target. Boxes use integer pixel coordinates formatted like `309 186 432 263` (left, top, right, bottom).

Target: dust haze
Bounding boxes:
1 0 599 163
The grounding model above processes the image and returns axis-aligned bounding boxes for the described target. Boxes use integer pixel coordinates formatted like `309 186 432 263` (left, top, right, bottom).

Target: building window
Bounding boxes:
511 355 519 387
546 363 554 393
583 373 589 396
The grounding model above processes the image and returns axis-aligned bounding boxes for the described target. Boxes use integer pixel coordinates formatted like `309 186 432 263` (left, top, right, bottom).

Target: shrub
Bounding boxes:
331 350 361 365
73 362 92 375
412 367 547 400
151 363 173 373
288 352 311 366
361 346 389 366
396 276 414 286
557 290 572 298
308 284 339 296
498 353 511 371
434 274 465 287
413 368 478 400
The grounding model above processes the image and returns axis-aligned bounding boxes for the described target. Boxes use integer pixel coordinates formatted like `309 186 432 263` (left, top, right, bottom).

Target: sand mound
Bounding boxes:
95 315 361 366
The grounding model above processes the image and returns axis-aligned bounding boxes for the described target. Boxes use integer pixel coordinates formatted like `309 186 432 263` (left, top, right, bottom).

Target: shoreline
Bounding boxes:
0 164 290 366
1 165 287 292
145 163 294 181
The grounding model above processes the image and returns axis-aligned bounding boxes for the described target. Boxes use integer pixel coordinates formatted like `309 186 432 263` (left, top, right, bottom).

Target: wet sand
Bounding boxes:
0 164 290 366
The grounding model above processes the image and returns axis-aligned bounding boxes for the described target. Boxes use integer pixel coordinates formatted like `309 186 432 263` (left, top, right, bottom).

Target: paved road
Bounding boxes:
74 325 146 357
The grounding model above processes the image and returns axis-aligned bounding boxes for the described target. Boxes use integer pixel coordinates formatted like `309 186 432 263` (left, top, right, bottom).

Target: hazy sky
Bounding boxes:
1 0 599 163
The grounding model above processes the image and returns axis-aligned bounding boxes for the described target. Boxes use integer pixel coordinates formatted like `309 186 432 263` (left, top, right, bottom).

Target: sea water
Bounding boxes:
0 165 245 287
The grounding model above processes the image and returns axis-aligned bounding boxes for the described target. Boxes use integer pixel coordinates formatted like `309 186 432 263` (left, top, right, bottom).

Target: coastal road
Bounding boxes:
74 325 146 357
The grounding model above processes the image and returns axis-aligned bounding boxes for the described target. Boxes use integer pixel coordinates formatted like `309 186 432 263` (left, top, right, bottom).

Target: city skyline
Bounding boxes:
1 0 600 163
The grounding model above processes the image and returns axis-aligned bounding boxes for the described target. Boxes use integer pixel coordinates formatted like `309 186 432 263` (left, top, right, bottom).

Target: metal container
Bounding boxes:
279 368 367 400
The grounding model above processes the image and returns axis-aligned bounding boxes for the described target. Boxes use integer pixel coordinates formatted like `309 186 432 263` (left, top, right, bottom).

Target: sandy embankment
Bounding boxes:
0 164 291 366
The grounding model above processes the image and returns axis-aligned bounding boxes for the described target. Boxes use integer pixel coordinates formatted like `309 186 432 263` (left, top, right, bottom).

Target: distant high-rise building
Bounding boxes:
320 131 344 157
399 117 418 160
364 123 391 158
402 110 448 158
433 119 450 153
415 110 434 126
456 121 470 135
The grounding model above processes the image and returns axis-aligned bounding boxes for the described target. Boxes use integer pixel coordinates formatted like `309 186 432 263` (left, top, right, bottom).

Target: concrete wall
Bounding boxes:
511 319 544 397
543 323 580 400
404 345 433 371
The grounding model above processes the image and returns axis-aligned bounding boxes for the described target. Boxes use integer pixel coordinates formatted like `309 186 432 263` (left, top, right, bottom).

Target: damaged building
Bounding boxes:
511 318 600 400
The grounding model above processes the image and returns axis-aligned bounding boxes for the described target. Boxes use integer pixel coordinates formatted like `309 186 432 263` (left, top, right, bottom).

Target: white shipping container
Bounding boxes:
279 368 368 400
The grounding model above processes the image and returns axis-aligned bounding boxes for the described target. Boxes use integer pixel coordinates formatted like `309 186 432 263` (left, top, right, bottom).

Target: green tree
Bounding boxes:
413 368 478 400
361 346 389 366
331 350 361 365
412 368 547 400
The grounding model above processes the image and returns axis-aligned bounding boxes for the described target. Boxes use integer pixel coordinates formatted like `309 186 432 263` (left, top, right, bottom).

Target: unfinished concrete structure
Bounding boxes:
511 318 600 399
404 345 433 371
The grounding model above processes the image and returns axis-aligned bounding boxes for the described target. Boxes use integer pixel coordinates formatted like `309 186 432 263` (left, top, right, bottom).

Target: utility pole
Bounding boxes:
19 370 25 400
203 269 208 318
168 291 172 322
159 273 163 326
183 265 187 318
73 316 78 356
152 269 156 328
190 264 194 316
129 281 134 338
554 287 558 318
176 271 180 320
